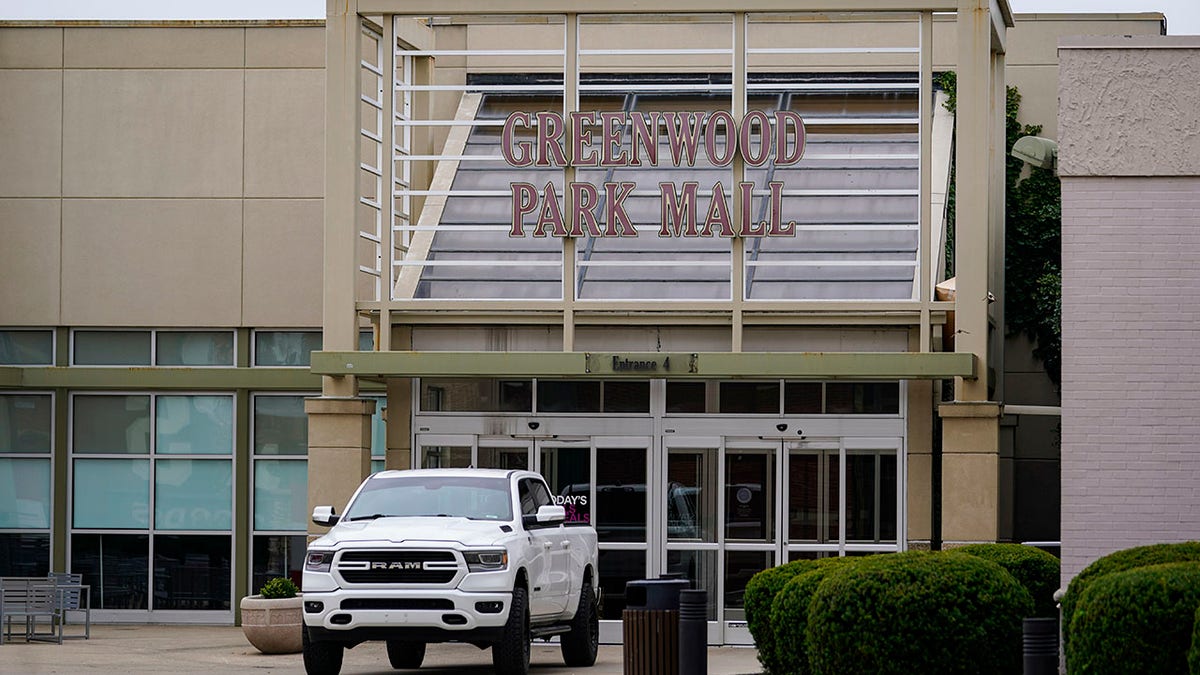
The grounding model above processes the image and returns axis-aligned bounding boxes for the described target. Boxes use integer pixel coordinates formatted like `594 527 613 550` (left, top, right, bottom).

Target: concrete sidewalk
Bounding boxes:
0 625 763 674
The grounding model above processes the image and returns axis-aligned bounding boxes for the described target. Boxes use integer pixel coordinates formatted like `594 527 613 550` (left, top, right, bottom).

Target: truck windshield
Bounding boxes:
344 475 513 521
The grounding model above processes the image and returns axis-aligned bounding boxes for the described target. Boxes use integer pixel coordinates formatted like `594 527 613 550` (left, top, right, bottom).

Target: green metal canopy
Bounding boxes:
310 350 974 380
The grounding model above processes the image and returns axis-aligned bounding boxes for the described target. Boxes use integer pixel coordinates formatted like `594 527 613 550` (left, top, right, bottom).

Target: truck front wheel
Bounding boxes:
302 626 344 675
492 586 530 675
386 640 425 669
560 580 599 667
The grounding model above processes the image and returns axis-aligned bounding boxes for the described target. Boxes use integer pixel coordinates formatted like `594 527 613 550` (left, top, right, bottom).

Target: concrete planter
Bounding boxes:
240 594 303 654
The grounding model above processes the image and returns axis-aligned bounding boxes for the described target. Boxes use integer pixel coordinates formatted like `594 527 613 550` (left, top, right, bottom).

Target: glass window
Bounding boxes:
73 458 150 529
784 382 823 414
367 396 386 458
253 331 321 366
665 381 706 413
155 460 232 531
595 448 646 542
0 394 52 453
725 551 773 621
74 330 151 365
725 452 775 541
420 378 533 413
720 382 780 414
156 331 235 366
597 549 645 619
252 534 306 593
0 458 51 528
358 330 374 352
667 448 718 542
253 460 308 531
478 446 529 470
156 395 233 455
73 395 151 454
666 549 717 620
253 396 308 455
603 381 650 413
0 532 51 576
826 382 900 414
71 533 149 609
537 381 600 413
420 445 471 469
541 446 590 525
0 330 53 365
153 535 231 610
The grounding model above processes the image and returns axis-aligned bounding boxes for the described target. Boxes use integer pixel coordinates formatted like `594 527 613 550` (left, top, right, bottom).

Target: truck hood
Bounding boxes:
313 516 516 548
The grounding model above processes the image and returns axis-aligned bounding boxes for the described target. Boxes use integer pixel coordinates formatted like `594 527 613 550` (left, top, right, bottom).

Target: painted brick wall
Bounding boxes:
1060 175 1200 582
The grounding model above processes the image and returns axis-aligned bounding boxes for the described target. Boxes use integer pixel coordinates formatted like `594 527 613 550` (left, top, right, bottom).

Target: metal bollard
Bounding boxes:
1022 617 1058 675
678 589 707 675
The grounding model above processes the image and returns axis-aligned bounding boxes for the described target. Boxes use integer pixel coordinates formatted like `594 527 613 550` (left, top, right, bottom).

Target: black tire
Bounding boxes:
492 586 531 675
560 580 599 667
302 626 344 675
386 640 426 669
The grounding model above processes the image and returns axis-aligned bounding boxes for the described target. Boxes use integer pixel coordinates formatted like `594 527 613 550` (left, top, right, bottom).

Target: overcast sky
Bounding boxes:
3 1 1197 35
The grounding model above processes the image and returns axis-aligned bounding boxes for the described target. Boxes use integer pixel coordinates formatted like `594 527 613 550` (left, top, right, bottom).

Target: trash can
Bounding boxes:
622 578 689 675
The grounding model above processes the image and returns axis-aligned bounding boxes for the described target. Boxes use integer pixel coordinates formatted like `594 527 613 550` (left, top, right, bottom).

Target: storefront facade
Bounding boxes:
0 8 1165 636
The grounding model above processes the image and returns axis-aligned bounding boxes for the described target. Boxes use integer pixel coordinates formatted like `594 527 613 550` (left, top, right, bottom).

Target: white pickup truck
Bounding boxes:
301 468 600 675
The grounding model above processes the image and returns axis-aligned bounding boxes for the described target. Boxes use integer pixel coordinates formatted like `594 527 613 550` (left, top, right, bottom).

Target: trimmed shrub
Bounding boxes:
768 557 857 675
1189 604 1200 675
805 551 1033 675
1066 562 1200 675
956 543 1060 617
1062 541 1200 652
744 559 821 673
259 576 299 599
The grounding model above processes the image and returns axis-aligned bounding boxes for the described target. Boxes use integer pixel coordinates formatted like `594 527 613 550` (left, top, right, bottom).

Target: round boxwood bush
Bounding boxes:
768 557 857 675
805 551 1033 675
744 559 821 673
1062 542 1200 652
1066 562 1200 675
956 543 1060 617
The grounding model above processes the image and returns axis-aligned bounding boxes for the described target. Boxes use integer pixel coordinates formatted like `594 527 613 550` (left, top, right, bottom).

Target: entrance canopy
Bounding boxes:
310 350 973 379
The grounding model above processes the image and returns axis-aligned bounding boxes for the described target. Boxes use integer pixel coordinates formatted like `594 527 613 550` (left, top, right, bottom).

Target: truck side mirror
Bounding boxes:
312 505 339 526
522 505 566 529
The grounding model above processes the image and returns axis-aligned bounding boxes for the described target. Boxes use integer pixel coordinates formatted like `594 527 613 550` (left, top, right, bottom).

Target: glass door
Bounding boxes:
720 439 782 645
663 439 722 644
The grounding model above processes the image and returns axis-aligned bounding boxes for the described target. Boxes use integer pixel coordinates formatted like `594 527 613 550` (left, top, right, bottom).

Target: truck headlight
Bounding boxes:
306 550 334 573
463 549 508 572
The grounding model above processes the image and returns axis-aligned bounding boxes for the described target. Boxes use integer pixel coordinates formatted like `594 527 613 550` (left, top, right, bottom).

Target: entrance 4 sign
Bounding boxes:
502 110 806 238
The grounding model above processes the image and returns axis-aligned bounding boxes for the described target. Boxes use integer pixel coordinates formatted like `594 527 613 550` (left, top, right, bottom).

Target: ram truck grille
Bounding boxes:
336 550 459 584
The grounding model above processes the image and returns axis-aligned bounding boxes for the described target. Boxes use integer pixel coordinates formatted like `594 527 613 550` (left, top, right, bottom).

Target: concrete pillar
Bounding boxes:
939 401 1002 544
385 378 413 470
306 396 376 537
906 379 935 549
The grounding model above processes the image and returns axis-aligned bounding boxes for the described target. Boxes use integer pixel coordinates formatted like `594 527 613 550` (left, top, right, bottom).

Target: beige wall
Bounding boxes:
0 23 326 329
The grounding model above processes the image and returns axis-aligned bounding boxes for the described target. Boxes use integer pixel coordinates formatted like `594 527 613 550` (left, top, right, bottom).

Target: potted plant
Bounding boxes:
240 577 303 654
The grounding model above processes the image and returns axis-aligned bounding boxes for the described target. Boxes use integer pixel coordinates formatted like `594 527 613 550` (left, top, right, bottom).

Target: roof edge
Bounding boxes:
0 19 324 28
1060 34 1200 50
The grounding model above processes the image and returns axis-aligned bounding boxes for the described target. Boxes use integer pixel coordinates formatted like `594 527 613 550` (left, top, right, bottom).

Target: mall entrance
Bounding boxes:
409 379 905 644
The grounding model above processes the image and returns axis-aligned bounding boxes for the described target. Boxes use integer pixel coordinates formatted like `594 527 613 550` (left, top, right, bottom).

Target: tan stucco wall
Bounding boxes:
0 24 325 329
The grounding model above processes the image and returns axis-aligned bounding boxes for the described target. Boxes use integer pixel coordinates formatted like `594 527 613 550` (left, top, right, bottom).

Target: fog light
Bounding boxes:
442 613 467 625
330 613 352 625
304 601 324 614
475 601 504 614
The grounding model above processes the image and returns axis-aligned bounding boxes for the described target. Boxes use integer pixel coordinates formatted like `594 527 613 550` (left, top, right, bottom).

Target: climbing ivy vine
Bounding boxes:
936 71 1062 386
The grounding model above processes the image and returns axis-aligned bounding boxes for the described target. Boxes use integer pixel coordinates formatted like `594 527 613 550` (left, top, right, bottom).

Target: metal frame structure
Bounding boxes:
323 0 1011 394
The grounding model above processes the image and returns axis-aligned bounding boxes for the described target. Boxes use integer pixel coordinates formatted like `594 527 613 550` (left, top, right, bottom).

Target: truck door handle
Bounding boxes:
543 542 552 550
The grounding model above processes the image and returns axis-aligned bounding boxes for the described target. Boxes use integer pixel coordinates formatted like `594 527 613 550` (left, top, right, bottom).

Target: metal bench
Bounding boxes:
49 572 90 640
0 577 63 644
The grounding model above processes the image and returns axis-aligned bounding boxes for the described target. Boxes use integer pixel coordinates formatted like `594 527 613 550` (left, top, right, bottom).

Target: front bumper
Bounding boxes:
301 588 511 635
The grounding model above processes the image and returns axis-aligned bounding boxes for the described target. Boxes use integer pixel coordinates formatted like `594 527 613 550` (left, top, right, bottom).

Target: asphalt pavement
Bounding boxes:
0 624 763 674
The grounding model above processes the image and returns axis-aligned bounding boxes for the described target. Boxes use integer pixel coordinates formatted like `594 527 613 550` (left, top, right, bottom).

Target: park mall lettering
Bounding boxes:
501 110 806 238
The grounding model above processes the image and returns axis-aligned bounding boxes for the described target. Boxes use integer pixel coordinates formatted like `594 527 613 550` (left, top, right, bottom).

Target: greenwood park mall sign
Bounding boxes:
501 110 806 238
